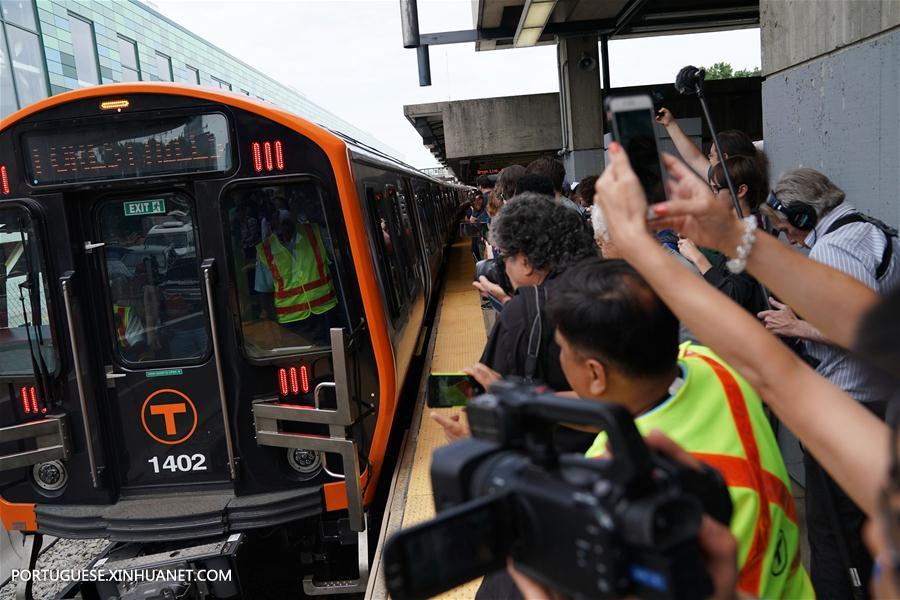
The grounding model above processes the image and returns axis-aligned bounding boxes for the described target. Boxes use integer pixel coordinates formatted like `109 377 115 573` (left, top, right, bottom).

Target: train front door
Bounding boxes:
79 192 231 491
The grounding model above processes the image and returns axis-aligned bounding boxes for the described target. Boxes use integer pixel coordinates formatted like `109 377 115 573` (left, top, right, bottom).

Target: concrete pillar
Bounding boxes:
557 35 605 184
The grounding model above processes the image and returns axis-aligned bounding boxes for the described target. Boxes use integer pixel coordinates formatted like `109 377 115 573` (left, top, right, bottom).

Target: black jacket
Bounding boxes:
479 280 569 392
703 253 769 316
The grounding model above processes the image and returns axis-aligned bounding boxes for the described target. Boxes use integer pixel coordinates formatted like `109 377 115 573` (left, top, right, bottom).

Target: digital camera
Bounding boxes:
383 381 733 600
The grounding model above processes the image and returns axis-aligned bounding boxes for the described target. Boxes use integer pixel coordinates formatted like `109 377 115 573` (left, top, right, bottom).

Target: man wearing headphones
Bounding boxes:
759 167 899 599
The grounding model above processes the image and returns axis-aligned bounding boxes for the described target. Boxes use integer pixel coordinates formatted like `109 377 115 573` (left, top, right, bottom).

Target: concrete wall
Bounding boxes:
443 93 562 158
762 27 900 226
761 0 900 76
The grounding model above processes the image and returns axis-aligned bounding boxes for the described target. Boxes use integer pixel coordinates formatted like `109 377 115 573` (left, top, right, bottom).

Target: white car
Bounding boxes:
145 221 196 257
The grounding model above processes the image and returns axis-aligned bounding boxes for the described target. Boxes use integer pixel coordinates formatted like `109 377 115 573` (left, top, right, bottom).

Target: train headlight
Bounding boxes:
287 448 322 476
33 460 68 491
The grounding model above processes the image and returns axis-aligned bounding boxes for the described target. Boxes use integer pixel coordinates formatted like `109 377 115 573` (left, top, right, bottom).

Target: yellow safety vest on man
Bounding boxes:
113 304 134 348
256 222 337 324
586 343 814 599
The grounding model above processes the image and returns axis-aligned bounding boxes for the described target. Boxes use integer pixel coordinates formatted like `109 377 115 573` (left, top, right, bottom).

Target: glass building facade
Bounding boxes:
0 0 393 155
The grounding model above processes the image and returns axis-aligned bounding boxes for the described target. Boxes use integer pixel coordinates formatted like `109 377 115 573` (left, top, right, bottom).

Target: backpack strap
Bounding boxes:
522 285 546 383
825 213 897 280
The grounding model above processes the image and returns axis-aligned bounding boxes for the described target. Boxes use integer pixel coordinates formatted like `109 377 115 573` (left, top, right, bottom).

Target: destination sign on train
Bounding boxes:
22 113 232 186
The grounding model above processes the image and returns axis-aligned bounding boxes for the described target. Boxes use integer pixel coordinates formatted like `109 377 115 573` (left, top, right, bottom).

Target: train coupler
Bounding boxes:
302 514 369 595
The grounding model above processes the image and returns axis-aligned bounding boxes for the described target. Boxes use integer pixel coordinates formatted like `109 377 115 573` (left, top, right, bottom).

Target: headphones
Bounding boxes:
765 190 818 231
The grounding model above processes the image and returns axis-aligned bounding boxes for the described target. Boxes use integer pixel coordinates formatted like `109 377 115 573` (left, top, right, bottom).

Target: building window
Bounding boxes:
4 23 47 108
155 52 172 82
185 64 199 84
117 36 139 82
1 0 35 30
0 27 17 118
211 76 231 91
1 0 47 116
68 13 99 86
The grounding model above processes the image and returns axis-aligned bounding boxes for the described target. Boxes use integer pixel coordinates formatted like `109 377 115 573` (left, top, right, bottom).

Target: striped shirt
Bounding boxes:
804 202 900 403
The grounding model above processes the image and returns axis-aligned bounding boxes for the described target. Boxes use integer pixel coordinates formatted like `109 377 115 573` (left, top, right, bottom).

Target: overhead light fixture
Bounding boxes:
514 0 558 48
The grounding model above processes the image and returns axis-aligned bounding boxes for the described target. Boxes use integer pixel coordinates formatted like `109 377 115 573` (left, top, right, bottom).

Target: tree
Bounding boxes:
703 61 761 80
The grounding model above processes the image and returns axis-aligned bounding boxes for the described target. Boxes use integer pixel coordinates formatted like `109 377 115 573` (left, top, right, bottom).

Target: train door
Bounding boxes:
76 191 230 491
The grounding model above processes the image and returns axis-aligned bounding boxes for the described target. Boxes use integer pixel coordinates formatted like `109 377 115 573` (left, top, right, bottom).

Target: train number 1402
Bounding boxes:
148 454 207 474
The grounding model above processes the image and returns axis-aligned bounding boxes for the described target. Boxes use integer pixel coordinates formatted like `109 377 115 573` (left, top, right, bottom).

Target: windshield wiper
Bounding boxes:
18 223 52 406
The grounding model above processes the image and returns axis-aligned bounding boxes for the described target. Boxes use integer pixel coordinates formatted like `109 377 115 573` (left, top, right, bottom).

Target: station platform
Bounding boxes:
368 239 487 599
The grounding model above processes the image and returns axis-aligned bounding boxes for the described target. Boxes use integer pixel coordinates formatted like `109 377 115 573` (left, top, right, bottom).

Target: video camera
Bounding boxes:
383 380 733 600
474 257 512 296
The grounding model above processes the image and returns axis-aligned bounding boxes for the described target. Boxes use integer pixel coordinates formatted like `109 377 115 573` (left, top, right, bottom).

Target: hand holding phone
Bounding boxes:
608 94 669 205
427 373 485 408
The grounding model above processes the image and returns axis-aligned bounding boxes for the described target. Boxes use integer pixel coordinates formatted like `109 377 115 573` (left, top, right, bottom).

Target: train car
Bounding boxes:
0 82 467 595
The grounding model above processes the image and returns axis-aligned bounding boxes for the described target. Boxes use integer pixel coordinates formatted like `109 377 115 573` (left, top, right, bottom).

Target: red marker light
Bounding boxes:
300 364 310 394
289 367 299 395
21 386 30 414
251 142 262 173
278 368 288 397
29 386 39 414
274 141 284 170
263 142 273 172
0 165 9 195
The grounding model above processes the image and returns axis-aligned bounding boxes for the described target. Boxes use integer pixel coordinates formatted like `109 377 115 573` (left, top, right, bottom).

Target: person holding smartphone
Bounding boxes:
655 107 765 181
676 155 770 316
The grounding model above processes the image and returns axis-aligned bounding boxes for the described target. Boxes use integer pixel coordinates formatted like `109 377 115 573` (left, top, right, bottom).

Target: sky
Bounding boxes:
150 0 762 169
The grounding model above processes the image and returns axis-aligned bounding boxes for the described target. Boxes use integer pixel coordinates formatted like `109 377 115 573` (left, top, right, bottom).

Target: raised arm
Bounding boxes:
593 143 889 516
656 108 709 178
650 158 879 350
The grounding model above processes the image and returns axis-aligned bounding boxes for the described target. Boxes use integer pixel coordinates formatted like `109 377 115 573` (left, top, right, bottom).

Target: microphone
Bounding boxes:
675 65 705 96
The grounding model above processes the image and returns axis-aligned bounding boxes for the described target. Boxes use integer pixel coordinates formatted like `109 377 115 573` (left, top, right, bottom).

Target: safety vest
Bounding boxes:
113 304 132 348
256 223 337 324
585 343 815 599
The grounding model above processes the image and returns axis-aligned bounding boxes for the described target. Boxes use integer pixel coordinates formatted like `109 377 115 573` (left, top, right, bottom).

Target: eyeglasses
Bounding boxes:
710 182 723 194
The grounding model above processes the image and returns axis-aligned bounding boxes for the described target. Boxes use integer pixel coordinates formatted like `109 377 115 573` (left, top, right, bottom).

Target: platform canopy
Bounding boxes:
469 0 759 51
405 0 760 177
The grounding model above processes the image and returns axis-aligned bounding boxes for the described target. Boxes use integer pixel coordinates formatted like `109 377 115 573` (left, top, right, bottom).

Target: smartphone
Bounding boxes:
607 94 669 204
427 373 485 408
459 222 486 238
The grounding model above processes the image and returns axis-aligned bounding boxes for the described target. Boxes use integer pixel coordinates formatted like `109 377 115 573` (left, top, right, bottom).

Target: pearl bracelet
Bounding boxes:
726 217 758 274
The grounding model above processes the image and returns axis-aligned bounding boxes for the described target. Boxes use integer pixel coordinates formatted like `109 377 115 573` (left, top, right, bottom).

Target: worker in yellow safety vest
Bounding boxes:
108 266 146 358
255 210 338 346
546 258 814 599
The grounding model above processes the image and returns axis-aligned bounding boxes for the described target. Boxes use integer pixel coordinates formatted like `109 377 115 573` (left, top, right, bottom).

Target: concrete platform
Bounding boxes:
368 239 486 599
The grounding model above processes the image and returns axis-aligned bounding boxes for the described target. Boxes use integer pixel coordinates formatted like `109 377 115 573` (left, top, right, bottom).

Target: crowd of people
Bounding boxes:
434 107 900 599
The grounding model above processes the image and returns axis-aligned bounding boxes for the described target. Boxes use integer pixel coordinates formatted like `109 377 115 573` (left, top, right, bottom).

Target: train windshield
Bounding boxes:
224 181 346 358
0 207 58 376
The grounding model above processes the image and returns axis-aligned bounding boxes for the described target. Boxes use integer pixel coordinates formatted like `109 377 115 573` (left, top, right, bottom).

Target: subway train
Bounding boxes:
0 82 469 594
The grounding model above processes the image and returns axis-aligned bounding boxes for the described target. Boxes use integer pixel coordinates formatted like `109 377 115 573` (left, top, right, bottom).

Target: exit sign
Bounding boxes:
123 199 166 216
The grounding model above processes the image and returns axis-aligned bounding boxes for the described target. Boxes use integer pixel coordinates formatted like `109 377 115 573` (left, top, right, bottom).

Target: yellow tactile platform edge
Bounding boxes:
399 239 487 599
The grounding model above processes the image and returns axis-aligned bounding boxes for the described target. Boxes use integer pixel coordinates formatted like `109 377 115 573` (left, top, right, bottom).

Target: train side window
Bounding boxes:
223 181 347 359
365 184 404 318
415 183 436 253
0 207 58 376
98 194 209 364
385 183 419 297
427 185 441 241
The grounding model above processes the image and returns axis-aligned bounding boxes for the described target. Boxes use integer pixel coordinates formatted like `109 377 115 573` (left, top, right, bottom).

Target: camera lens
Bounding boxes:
619 495 701 549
